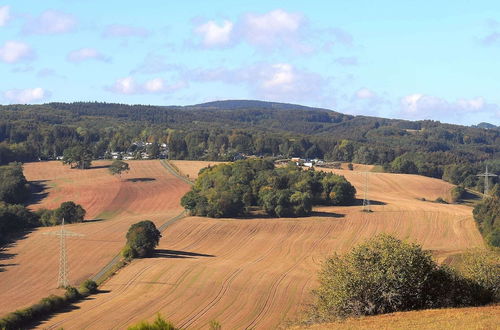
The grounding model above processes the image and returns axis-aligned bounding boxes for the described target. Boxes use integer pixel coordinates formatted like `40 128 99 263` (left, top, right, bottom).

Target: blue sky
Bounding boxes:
0 1 499 125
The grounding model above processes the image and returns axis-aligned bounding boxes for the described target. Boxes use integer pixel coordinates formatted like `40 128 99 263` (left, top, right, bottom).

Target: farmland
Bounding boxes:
0 160 190 315
32 161 485 329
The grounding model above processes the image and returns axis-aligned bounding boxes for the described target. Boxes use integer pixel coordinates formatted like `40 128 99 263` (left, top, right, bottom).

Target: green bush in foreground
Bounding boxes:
128 314 177 330
311 234 498 322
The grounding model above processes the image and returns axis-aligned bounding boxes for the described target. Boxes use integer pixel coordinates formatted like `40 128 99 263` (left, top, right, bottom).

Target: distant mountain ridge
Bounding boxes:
473 122 498 129
191 99 336 112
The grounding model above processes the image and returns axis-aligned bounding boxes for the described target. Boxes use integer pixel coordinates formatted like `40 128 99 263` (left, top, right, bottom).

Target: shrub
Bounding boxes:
80 279 98 294
450 185 466 203
435 197 448 204
124 220 161 258
311 234 496 322
457 250 500 302
64 286 81 302
128 313 177 330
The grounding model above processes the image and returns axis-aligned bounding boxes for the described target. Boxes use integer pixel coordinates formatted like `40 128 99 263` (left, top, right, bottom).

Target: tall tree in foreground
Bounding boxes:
108 160 130 180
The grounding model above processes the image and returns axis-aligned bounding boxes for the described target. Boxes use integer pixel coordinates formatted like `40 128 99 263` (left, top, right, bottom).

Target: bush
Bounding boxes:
457 250 500 302
124 220 161 258
64 286 81 302
311 234 496 321
79 279 98 294
128 314 177 330
435 197 448 204
450 185 466 203
473 188 500 247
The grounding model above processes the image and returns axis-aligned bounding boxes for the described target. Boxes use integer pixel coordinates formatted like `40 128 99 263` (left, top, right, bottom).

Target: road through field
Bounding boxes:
0 160 190 316
38 161 484 329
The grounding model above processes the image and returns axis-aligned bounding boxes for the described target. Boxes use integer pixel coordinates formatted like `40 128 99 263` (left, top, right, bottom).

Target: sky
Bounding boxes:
0 0 499 126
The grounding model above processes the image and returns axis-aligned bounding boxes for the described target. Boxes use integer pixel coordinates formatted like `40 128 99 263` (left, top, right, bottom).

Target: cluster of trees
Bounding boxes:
122 220 161 259
311 234 499 322
473 184 500 247
181 159 356 218
62 145 93 169
0 163 86 244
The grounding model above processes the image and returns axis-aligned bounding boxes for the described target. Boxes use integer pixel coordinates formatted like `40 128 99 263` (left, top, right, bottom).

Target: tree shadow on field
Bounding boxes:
126 177 156 182
25 180 49 206
310 211 345 218
90 164 111 170
353 198 386 206
153 249 215 259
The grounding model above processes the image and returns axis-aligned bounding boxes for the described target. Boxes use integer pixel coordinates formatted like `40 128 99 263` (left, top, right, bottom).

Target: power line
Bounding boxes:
43 218 84 288
362 171 371 212
476 165 498 198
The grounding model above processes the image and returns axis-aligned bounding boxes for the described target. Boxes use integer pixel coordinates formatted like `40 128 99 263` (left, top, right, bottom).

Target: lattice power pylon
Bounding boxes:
476 165 498 199
43 218 84 288
362 171 371 212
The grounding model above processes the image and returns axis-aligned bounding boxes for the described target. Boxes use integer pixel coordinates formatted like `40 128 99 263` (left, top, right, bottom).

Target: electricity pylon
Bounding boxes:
476 165 497 198
43 218 84 288
362 172 371 212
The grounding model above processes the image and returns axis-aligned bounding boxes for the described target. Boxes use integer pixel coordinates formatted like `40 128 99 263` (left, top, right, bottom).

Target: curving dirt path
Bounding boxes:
36 161 484 329
0 160 190 316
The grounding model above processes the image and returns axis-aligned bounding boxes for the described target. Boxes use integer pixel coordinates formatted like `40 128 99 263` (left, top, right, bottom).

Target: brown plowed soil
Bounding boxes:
0 160 190 316
36 161 484 329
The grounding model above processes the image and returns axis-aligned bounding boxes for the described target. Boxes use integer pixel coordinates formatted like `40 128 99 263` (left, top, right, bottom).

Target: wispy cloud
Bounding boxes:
0 41 35 63
3 87 50 104
335 56 358 66
67 48 110 63
102 24 150 38
0 5 10 27
399 93 500 123
192 9 353 54
106 77 187 95
22 10 77 35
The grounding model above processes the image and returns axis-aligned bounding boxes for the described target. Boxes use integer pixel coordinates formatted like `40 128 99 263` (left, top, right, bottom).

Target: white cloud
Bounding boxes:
186 62 326 102
4 87 49 104
67 48 110 62
107 77 186 94
356 88 376 99
399 93 500 124
23 10 77 34
193 9 352 53
0 41 35 63
242 9 302 47
102 24 150 38
0 6 10 27
195 20 233 47
144 78 165 92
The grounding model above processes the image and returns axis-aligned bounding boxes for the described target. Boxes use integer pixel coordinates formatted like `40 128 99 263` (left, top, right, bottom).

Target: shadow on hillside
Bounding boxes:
353 198 386 206
0 229 35 272
28 289 111 328
83 218 105 223
153 249 215 259
26 180 49 206
126 177 156 182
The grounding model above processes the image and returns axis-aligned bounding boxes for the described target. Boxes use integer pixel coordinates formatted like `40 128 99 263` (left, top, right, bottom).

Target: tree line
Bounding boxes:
181 159 356 218
0 163 85 245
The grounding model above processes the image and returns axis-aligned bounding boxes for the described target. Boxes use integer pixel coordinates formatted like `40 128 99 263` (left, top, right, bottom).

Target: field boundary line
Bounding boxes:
160 159 194 184
92 160 193 284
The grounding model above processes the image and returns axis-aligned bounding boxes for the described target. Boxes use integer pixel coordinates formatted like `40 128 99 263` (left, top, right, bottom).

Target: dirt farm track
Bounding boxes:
0 160 485 329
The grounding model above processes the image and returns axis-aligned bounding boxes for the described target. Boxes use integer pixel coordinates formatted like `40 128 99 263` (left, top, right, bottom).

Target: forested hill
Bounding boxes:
0 100 499 190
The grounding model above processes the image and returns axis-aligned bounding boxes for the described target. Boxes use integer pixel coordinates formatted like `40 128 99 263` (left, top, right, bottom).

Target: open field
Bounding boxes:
302 304 500 330
0 160 190 315
169 160 225 179
37 161 485 329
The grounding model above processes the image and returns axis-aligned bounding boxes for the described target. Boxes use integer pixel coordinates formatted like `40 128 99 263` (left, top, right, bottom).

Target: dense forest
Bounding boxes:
0 100 498 193
181 159 356 218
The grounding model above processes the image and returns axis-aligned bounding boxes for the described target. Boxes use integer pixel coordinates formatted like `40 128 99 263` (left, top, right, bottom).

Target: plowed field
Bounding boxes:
37 161 484 329
0 160 190 315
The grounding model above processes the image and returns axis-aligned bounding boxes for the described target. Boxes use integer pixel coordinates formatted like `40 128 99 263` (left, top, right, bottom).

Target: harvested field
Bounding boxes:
169 160 225 179
0 160 190 315
37 162 484 329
